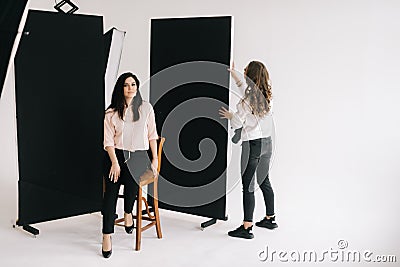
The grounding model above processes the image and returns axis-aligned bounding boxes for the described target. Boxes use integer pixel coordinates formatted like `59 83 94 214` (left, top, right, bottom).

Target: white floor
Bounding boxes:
1 174 399 267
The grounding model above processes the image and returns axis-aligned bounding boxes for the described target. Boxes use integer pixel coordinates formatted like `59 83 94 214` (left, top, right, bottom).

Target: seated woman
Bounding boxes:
101 72 158 258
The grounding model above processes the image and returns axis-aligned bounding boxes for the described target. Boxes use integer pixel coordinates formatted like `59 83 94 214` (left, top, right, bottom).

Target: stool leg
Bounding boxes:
153 180 162 238
136 186 143 251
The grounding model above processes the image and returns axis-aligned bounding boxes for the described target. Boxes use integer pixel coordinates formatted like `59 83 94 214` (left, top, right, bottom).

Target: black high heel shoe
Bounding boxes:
102 236 112 258
124 213 134 234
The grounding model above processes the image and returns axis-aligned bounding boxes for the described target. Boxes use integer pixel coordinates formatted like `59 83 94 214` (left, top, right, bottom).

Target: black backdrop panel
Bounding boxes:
0 0 28 97
150 17 231 219
15 10 104 225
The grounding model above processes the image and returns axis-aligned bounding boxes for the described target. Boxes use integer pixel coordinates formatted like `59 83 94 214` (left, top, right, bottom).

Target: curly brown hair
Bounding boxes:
241 61 272 117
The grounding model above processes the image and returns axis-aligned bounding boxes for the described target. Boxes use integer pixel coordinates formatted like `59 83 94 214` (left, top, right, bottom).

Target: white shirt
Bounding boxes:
230 84 274 141
104 101 158 151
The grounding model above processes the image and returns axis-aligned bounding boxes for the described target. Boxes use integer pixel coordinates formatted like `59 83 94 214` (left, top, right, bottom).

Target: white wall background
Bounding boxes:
1 0 399 262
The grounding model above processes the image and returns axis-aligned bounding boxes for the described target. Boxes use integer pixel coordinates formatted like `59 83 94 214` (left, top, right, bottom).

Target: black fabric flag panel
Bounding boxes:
0 0 28 97
150 16 232 220
15 10 105 226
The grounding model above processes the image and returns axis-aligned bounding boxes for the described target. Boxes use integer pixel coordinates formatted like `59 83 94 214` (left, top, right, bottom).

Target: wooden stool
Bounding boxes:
115 137 165 250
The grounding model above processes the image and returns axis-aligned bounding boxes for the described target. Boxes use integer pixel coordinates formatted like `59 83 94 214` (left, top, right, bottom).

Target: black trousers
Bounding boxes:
241 137 275 222
102 149 150 234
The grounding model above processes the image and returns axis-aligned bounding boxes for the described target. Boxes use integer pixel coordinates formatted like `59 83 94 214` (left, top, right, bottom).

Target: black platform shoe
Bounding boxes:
228 225 254 239
255 216 278 229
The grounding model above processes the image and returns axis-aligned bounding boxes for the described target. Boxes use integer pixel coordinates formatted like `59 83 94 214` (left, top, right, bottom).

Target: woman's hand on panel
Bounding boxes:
219 106 233 120
227 61 240 83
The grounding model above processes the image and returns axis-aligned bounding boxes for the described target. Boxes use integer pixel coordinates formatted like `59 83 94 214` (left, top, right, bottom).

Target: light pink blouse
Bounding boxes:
104 101 158 151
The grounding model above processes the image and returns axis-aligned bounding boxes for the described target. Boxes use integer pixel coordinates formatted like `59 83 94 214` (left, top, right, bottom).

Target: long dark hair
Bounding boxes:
106 72 143 121
242 61 272 116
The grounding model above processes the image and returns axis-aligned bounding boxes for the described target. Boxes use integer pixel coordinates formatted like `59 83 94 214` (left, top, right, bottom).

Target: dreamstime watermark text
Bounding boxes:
258 240 397 263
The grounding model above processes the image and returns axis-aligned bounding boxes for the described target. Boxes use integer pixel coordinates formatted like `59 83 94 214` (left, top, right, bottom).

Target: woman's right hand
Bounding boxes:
109 162 121 183
227 61 240 84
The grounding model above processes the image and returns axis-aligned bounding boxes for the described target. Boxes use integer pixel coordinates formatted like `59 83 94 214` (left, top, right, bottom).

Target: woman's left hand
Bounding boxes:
219 107 233 119
151 158 158 178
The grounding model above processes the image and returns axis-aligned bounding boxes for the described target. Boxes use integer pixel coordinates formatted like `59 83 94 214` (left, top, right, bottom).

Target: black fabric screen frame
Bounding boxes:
150 16 232 220
15 10 105 226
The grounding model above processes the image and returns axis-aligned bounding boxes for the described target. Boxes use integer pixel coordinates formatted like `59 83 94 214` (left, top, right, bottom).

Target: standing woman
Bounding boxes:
101 72 158 257
219 61 277 239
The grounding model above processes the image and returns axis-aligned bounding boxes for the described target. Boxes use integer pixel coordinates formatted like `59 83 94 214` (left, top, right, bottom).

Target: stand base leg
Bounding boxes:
14 221 39 236
200 215 228 231
200 218 217 230
23 225 39 236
